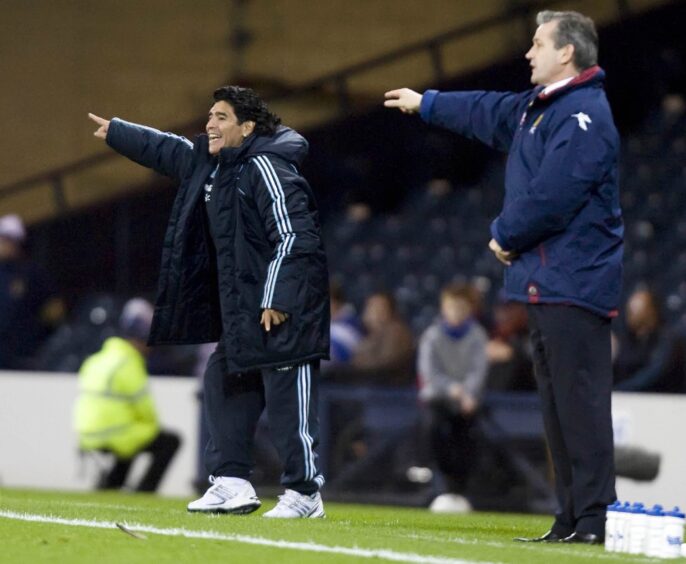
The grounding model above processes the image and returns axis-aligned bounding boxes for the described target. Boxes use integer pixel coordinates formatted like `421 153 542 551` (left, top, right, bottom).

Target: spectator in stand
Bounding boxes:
614 289 686 392
0 214 64 369
324 282 364 369
74 298 181 492
351 292 415 386
486 301 535 391
417 283 488 513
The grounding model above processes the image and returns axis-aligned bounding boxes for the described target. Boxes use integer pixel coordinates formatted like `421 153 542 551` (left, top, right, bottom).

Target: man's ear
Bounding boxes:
242 120 256 137
559 43 575 67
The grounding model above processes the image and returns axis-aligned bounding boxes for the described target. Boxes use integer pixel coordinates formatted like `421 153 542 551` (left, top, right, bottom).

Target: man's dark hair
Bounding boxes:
213 86 281 136
537 10 598 71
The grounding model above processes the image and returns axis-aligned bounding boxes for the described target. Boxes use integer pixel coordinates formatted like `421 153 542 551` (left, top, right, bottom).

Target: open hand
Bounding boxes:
384 88 422 114
88 113 110 140
260 308 288 332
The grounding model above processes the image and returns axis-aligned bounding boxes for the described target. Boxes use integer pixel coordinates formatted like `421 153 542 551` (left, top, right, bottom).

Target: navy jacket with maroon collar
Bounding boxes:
420 66 623 317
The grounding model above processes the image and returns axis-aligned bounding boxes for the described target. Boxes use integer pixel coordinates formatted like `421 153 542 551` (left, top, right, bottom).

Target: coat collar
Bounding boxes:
192 126 309 168
535 65 605 102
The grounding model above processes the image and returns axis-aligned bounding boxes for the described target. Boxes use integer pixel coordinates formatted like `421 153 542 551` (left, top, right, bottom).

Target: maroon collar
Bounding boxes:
537 65 603 101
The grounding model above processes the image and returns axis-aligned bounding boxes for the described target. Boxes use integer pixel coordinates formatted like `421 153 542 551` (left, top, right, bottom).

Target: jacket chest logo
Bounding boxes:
571 112 592 131
204 164 220 203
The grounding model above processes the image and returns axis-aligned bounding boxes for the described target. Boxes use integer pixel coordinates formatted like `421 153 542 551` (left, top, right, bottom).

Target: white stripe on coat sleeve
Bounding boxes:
252 156 296 309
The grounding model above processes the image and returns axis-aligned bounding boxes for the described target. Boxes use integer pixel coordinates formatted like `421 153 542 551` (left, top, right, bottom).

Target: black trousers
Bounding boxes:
203 342 323 495
423 401 476 494
98 430 181 492
527 304 616 536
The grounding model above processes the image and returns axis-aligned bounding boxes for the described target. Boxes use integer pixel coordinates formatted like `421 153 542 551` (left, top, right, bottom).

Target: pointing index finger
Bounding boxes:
88 113 106 125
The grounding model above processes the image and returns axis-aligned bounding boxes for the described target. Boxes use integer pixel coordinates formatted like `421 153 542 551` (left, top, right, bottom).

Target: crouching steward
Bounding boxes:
88 85 330 518
74 298 181 492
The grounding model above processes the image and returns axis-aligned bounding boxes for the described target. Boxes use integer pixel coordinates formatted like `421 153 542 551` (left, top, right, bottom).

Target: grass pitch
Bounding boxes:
0 488 668 563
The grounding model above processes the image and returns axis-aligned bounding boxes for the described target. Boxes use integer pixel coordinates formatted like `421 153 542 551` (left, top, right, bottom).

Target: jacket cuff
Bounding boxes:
420 90 439 123
490 218 510 251
264 301 293 316
105 118 124 148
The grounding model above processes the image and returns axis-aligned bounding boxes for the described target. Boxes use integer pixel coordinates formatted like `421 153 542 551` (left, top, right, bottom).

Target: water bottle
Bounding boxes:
627 503 647 554
614 501 631 552
661 507 684 559
645 505 665 557
605 501 621 552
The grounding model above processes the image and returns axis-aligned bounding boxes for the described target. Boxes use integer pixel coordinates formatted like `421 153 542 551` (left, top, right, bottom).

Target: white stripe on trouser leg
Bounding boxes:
304 364 316 478
297 364 316 481
297 366 310 480
297 366 308 479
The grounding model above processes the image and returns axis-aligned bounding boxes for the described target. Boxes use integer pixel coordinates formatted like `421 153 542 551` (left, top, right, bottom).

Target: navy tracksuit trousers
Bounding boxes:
202 342 324 495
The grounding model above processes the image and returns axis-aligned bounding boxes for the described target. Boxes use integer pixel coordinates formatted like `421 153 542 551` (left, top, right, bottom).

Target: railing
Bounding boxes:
0 0 636 212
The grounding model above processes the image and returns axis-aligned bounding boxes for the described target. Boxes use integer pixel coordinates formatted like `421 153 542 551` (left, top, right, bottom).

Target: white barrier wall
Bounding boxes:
0 371 198 497
613 392 686 509
1 372 685 509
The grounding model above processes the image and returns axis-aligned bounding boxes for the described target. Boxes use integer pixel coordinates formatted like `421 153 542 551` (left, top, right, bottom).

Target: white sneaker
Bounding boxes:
263 489 325 518
187 476 261 514
429 493 473 514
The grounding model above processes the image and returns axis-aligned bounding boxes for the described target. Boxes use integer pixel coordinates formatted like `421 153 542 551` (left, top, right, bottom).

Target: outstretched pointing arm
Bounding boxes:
87 112 194 181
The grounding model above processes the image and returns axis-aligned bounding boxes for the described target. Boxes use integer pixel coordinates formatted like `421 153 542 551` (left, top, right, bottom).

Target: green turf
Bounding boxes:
0 488 672 563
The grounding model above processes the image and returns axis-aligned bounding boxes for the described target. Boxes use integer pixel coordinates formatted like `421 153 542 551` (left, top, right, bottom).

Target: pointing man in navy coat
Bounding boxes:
386 10 622 543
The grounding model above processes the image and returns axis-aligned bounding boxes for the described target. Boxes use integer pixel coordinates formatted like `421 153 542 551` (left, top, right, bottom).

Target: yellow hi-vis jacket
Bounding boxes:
73 337 159 458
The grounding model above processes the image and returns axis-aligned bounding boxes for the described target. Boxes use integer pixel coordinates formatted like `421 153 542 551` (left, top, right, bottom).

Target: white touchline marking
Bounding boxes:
0 510 500 564
51 501 144 512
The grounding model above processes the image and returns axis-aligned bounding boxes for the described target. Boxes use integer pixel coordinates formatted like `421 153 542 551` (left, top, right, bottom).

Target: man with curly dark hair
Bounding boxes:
88 85 330 518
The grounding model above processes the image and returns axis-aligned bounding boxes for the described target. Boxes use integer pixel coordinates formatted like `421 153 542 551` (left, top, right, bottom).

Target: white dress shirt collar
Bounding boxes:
542 76 575 96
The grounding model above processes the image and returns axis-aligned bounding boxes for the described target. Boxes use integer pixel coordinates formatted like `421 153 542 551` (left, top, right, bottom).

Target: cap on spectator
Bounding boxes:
0 215 26 243
119 298 154 341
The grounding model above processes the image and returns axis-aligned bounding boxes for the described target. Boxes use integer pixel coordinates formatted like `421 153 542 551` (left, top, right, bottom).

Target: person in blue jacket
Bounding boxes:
89 86 329 518
385 10 622 544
